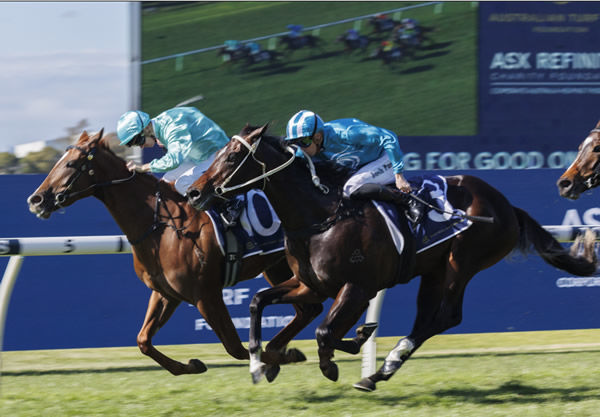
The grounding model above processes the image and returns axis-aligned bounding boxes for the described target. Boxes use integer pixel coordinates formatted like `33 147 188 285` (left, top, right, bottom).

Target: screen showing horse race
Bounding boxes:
139 1 600 171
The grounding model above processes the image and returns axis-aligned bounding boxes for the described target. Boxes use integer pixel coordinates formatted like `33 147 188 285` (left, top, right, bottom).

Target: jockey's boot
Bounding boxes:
351 183 424 225
220 198 245 228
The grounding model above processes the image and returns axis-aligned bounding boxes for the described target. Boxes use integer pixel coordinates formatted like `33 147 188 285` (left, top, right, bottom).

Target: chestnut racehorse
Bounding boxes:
187 124 597 391
27 129 317 377
557 120 600 200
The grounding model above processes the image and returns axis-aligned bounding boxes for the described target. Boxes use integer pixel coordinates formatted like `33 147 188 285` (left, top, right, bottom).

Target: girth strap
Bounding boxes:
223 229 243 288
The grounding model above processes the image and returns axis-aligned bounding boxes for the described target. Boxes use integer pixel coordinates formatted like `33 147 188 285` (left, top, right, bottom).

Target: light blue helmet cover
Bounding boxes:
117 110 150 145
285 110 324 141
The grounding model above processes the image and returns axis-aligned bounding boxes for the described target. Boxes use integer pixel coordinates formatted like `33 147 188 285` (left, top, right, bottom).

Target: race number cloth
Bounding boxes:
372 175 473 254
206 190 285 258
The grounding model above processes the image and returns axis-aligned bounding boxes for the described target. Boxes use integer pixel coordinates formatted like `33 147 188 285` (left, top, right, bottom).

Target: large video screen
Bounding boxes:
140 1 600 171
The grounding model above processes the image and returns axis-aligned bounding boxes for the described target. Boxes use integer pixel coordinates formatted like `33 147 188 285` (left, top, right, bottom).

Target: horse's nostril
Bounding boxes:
28 194 42 205
558 179 572 189
188 189 200 199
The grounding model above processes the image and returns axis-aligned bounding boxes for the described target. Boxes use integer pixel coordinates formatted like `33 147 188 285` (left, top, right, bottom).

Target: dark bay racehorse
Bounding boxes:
26 129 315 376
186 125 597 391
336 31 372 54
557 120 600 199
278 34 325 55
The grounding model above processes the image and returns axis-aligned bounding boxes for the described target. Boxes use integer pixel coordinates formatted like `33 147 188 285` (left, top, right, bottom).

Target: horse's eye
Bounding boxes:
226 153 238 163
593 145 600 153
66 161 75 168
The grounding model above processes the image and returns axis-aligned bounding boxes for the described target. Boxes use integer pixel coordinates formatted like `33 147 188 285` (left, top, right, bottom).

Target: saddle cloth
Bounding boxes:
372 175 473 255
206 190 285 259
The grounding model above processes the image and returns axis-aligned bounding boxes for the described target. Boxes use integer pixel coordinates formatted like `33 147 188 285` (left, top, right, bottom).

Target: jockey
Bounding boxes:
246 41 262 56
345 28 359 41
116 107 242 225
224 39 242 52
283 110 423 224
287 24 304 38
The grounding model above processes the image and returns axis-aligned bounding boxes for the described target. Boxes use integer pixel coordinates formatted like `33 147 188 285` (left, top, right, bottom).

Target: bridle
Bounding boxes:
213 134 297 197
54 144 136 208
582 128 600 189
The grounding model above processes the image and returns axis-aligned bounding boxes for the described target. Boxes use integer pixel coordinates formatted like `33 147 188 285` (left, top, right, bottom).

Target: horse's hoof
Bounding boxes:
251 368 265 384
264 364 281 383
320 362 339 382
286 347 306 363
356 322 378 339
353 377 376 392
187 359 207 374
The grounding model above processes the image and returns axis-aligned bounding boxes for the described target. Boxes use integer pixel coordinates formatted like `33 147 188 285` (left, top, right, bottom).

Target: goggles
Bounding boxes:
292 136 313 148
126 133 146 147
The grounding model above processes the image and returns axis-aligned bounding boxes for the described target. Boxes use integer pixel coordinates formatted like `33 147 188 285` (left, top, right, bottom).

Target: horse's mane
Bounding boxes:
243 125 354 186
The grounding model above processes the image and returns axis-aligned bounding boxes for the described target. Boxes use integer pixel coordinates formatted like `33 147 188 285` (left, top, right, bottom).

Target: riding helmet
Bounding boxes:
285 110 324 141
117 110 151 146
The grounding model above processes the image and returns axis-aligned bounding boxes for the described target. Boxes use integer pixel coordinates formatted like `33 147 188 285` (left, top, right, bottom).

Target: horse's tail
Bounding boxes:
514 206 597 276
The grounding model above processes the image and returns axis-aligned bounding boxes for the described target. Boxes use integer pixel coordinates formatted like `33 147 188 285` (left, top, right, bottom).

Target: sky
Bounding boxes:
0 2 130 153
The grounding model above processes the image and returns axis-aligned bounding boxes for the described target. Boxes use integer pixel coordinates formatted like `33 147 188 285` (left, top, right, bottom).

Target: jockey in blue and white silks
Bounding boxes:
117 106 229 196
284 110 423 223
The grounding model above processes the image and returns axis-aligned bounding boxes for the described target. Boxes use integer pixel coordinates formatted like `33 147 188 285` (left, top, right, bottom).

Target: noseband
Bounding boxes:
54 144 136 208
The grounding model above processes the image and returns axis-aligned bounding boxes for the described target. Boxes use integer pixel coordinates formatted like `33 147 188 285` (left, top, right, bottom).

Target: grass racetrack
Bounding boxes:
3 330 600 416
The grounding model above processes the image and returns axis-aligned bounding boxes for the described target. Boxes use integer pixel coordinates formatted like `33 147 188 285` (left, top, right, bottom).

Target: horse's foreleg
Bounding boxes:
137 291 206 375
249 277 325 384
315 283 371 382
195 289 250 361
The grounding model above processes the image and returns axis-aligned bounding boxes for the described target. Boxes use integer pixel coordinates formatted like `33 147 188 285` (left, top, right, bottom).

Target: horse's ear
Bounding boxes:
97 128 104 139
77 130 89 144
260 122 270 135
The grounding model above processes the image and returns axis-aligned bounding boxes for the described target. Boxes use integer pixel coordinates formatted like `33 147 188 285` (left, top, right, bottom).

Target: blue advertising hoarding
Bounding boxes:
3 168 600 351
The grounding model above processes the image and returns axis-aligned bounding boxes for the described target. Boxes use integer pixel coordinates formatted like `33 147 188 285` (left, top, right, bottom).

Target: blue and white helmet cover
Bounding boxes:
285 110 324 141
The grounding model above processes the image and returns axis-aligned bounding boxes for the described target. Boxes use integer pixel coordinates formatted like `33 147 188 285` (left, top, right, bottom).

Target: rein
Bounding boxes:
129 184 201 245
58 144 198 245
214 135 297 196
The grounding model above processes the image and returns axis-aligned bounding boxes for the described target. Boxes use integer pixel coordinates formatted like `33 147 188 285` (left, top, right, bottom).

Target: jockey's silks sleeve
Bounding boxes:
318 118 405 173
149 107 229 173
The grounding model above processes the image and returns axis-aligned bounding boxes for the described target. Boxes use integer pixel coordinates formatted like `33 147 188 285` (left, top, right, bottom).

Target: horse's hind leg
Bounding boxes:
355 269 471 392
315 282 372 382
137 291 206 375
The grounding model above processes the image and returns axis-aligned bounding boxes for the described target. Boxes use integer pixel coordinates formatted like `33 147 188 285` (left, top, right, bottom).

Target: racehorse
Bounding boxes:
186 125 598 390
245 49 284 66
367 15 399 37
367 41 405 66
26 129 317 377
278 34 325 55
557 120 600 200
336 31 372 54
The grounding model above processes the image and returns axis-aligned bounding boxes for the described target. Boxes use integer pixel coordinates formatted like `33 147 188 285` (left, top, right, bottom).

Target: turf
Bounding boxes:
3 330 600 416
140 1 478 137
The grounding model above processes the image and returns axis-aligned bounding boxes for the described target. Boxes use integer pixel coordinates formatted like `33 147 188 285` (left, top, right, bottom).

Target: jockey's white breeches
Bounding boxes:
160 152 217 196
343 154 395 198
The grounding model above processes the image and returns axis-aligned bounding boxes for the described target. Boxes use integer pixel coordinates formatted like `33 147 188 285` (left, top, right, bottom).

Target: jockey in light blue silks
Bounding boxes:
284 110 424 224
117 107 229 196
117 106 246 225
